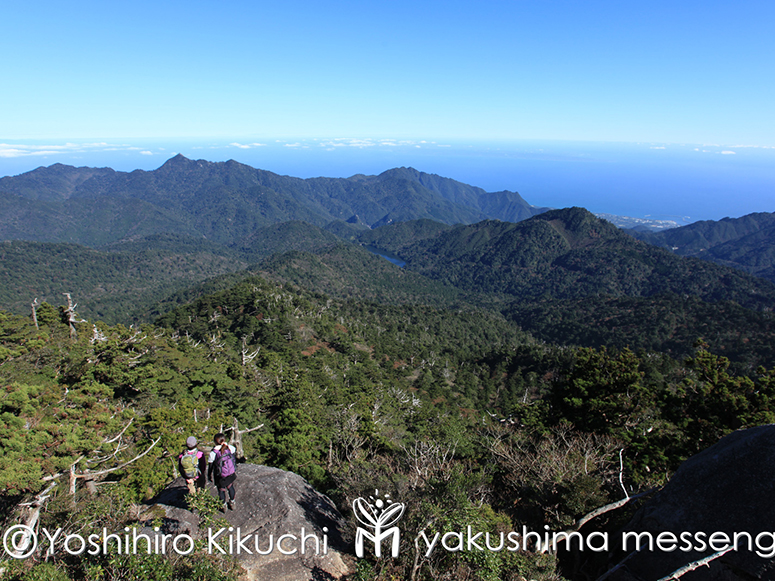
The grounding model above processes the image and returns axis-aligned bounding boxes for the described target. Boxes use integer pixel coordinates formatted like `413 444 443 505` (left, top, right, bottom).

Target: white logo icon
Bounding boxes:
353 490 405 558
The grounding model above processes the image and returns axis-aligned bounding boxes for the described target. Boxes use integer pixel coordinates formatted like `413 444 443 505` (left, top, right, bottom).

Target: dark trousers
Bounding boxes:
216 474 236 502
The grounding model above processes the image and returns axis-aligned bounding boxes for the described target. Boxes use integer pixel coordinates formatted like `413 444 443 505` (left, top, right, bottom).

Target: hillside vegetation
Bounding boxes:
2 275 775 580
630 211 775 283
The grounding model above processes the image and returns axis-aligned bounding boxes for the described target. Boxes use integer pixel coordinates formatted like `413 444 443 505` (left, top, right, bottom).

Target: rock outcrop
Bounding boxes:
607 425 775 581
143 464 354 581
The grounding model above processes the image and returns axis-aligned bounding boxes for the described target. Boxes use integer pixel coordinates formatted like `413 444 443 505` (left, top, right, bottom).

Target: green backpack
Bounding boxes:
180 450 199 479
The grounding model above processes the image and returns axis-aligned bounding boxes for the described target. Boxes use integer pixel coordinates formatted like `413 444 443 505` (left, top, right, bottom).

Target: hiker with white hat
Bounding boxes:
178 436 206 494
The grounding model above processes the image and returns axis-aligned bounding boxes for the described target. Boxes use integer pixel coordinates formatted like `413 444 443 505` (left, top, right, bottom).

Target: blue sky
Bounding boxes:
3 0 773 143
1 1 774 220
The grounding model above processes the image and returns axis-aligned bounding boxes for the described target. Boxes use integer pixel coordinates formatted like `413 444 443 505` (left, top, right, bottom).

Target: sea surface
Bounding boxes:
2 139 773 223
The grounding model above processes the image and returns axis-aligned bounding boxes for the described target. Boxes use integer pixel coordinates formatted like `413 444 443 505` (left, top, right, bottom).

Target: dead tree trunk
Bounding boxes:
241 336 260 366
226 418 263 460
655 548 733 581
63 293 78 339
10 482 57 557
31 298 39 330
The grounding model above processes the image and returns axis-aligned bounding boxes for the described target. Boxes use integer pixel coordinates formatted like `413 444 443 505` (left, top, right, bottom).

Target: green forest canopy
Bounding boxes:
2 276 775 580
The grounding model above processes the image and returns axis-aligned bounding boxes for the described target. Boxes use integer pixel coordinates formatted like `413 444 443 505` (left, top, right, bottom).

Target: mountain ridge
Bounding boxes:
387 208 775 311
629 212 775 283
0 156 547 248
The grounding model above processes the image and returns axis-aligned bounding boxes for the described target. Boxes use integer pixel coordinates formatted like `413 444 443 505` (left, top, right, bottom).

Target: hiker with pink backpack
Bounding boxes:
179 436 206 494
208 432 238 511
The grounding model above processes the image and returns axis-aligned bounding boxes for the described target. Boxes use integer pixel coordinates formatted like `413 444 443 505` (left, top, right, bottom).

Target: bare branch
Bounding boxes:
401 440 457 488
656 548 733 581
31 298 39 330
241 336 261 365
18 482 57 509
543 487 658 553
75 437 161 479
91 324 107 344
412 518 437 581
224 418 263 460
87 443 130 465
618 448 628 499
104 418 134 444
575 487 657 530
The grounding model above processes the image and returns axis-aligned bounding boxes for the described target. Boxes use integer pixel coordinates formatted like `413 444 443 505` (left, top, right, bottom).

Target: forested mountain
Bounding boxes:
0 163 117 201
0 223 468 324
3 274 775 580
505 294 775 370
0 188 196 247
236 220 344 261
3 207 775 368
351 166 550 222
0 156 547 247
0 220 354 325
629 211 775 283
0 238 246 322
386 208 775 311
355 218 454 252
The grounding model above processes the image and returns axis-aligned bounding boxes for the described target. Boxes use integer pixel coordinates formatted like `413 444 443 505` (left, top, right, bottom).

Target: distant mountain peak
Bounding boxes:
378 166 422 179
533 207 620 246
159 153 209 169
534 206 598 227
157 154 222 175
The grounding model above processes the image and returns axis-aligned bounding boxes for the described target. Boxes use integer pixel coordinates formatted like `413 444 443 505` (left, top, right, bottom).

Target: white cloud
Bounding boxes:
308 137 445 150
319 138 378 148
140 151 153 155
230 142 267 149
650 146 666 150
0 147 60 158
338 138 376 147
0 142 151 158
720 150 736 155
